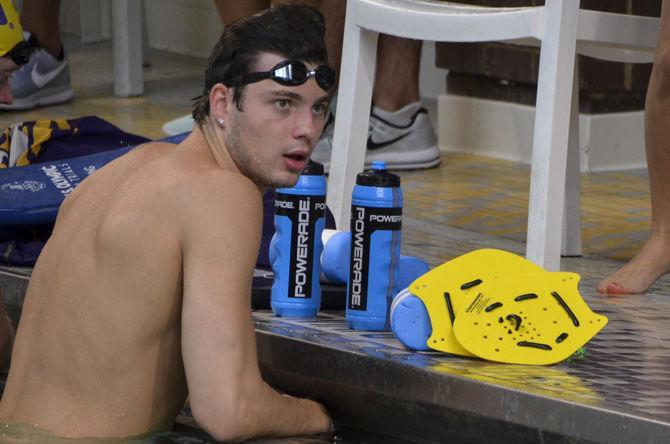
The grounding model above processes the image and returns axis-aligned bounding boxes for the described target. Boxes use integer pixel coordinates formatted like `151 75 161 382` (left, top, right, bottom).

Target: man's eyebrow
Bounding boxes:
265 91 330 105
266 90 305 101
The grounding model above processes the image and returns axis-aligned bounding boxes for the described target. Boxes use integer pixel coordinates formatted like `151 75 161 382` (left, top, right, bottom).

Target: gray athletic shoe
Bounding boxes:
0 37 74 111
312 102 441 171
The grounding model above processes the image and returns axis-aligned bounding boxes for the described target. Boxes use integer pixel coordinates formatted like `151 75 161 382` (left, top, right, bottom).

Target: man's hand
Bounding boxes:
285 395 334 434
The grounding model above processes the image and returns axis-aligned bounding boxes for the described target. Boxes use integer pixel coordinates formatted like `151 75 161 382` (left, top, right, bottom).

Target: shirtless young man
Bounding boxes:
0 4 334 440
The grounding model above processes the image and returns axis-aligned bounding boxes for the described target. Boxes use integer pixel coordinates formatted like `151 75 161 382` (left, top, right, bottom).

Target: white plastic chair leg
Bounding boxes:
525 0 580 271
112 0 143 97
326 9 379 230
562 61 583 257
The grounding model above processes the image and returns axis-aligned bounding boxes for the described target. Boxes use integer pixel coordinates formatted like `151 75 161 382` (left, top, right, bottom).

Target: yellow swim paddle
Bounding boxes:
403 249 607 365
452 272 607 365
409 249 544 357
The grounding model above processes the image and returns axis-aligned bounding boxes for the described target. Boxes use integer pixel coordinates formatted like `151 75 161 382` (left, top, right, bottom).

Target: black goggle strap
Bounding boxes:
239 70 277 85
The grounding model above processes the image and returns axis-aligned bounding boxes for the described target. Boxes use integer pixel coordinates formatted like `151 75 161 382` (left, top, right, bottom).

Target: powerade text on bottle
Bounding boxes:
271 160 327 318
346 161 402 330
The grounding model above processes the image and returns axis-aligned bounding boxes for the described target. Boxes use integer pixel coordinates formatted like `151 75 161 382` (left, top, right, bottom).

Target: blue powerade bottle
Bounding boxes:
346 161 402 330
271 160 327 318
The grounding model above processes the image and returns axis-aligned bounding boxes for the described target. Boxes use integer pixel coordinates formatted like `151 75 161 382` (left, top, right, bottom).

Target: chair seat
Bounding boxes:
578 9 659 63
351 0 543 42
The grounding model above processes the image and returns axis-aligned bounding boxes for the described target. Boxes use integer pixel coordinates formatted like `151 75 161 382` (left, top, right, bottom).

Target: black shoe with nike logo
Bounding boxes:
312 102 441 171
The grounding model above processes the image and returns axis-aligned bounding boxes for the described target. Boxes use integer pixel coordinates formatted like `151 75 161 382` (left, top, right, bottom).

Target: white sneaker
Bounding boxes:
162 114 195 136
311 101 441 171
0 34 74 111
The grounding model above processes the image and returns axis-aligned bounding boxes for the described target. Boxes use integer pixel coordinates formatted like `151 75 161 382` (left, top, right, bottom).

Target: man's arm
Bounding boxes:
179 176 332 442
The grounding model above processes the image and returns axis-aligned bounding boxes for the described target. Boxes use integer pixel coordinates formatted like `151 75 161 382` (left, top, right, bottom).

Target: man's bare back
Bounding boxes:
0 132 225 436
0 127 330 439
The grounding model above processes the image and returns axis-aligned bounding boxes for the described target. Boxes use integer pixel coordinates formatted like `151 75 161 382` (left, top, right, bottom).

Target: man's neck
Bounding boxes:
197 121 268 194
199 120 236 170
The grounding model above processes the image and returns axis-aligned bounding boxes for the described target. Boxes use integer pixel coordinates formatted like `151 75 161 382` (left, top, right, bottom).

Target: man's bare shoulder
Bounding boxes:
173 168 262 213
100 139 262 218
171 169 264 242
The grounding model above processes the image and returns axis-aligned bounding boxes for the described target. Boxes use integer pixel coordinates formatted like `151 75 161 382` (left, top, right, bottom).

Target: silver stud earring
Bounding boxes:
217 117 225 127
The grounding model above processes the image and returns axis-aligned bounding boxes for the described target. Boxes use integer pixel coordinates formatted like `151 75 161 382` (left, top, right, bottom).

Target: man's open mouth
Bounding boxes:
284 153 308 162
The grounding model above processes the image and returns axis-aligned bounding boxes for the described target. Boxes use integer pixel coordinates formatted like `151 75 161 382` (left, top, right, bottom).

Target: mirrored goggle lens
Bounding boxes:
314 65 335 90
272 62 308 85
272 62 334 91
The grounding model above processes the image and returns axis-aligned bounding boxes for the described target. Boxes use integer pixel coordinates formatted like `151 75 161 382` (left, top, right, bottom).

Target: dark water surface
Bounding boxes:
172 424 413 443
0 422 412 443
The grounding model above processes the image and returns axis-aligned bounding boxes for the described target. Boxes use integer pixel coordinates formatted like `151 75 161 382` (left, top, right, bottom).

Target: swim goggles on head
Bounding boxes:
238 59 336 92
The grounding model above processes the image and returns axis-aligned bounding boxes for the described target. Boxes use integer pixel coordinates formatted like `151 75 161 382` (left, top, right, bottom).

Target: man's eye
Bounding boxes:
275 99 290 110
312 103 326 115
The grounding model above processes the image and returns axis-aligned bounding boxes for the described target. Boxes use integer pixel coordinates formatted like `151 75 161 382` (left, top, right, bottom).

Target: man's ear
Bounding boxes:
209 83 235 121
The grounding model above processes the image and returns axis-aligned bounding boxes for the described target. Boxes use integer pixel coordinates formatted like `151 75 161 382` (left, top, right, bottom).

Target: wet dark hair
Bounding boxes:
192 3 328 124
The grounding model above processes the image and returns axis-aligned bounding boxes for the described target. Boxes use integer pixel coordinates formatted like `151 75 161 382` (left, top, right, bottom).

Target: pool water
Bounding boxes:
0 421 414 443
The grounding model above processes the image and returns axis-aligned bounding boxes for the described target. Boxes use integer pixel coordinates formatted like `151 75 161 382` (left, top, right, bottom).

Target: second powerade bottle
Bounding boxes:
346 161 403 331
271 160 327 318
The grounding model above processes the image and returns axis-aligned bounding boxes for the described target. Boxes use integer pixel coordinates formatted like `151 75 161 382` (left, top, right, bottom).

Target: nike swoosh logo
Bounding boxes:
31 61 67 88
367 132 412 151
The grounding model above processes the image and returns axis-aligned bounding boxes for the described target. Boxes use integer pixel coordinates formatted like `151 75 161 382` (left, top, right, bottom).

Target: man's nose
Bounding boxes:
293 108 322 141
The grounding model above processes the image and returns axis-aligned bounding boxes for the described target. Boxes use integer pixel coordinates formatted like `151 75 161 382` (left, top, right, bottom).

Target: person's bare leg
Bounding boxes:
276 0 344 75
373 36 421 112
297 1 420 107
213 0 270 25
20 0 62 58
319 0 345 77
0 292 13 369
598 1 670 295
216 0 344 72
